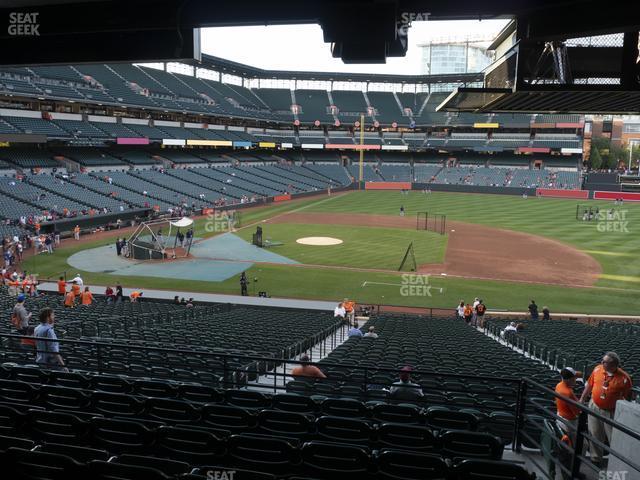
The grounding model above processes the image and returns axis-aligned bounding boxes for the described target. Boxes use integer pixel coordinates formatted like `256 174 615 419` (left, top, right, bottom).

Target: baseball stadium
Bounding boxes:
1 2 640 480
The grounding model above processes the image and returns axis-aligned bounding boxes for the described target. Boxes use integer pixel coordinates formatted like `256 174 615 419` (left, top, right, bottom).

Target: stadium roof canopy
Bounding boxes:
1 0 638 113
193 54 483 85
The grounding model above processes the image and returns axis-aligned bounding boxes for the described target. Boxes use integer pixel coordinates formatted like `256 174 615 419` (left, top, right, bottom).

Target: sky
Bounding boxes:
200 19 510 75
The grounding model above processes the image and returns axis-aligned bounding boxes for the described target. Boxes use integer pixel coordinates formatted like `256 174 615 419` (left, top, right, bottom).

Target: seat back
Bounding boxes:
301 441 371 479
452 459 534 480
440 430 504 460
377 423 438 452
376 449 449 480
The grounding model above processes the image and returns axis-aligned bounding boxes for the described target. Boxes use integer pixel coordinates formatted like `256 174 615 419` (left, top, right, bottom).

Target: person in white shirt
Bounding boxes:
501 322 518 338
70 274 83 288
334 302 346 320
472 297 480 324
364 326 378 338
456 300 465 320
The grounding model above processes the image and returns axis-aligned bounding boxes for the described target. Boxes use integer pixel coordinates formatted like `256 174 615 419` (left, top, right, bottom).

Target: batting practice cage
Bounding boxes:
128 217 194 260
576 204 600 221
417 212 447 235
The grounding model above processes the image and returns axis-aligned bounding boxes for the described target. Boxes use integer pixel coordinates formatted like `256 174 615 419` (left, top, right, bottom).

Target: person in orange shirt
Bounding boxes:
290 354 326 379
555 368 582 441
71 281 81 297
64 290 75 308
579 352 633 465
343 298 356 323
57 276 66 296
80 286 93 305
130 291 142 302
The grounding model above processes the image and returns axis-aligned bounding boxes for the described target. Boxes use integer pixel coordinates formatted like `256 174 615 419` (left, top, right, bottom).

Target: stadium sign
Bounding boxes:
8 12 40 36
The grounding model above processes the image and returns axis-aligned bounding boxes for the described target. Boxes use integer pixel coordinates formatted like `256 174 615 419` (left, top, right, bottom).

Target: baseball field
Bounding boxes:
24 190 640 315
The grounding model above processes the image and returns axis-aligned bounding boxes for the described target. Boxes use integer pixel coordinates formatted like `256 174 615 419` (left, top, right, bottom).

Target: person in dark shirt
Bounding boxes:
528 300 539 320
240 272 248 296
115 283 124 304
542 306 550 320
389 366 423 401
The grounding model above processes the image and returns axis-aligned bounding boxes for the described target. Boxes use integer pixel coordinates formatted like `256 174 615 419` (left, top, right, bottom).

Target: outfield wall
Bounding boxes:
536 188 589 199
40 208 152 235
412 183 536 196
594 191 640 201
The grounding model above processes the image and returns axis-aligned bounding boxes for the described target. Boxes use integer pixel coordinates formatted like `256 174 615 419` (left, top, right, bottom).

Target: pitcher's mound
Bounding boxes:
296 236 343 246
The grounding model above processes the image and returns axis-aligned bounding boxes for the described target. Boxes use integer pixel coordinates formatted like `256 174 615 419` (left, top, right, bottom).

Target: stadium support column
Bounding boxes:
359 113 365 190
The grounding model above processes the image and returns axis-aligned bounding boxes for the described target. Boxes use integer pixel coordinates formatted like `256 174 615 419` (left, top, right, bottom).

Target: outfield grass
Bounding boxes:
24 190 640 315
306 191 640 290
234 223 447 269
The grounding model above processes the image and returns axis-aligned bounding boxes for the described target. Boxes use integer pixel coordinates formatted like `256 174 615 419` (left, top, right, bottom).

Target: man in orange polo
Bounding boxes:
71 281 81 298
64 289 75 308
57 276 66 296
80 286 93 305
579 351 633 465
343 298 355 323
555 367 582 441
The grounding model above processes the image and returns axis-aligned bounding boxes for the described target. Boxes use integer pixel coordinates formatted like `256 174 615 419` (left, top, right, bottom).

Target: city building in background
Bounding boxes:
419 37 494 76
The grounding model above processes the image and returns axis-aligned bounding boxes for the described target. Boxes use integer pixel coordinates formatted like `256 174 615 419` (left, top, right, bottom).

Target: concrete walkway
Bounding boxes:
37 281 337 311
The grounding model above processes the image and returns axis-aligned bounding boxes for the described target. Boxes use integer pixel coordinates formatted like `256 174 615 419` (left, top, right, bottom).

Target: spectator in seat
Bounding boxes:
115 283 123 304
291 354 326 379
463 303 473 324
475 299 486 327
364 326 378 338
70 273 83 288
542 306 551 320
555 367 582 442
130 291 142 303
71 281 81 298
34 307 66 371
334 302 346 321
390 366 424 401
105 286 115 304
57 276 66 296
348 322 363 337
500 322 518 338
456 300 465 321
580 352 633 467
64 289 75 308
20 325 36 351
80 286 94 306
12 294 31 334
343 298 356 323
